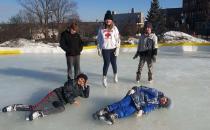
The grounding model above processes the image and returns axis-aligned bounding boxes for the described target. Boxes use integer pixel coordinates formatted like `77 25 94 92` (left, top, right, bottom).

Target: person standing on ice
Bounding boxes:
133 22 158 83
97 10 121 87
2 74 89 121
93 86 171 125
60 22 84 80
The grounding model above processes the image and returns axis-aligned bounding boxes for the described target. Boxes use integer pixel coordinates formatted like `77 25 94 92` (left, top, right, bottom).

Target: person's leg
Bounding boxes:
102 49 111 76
110 49 117 74
66 55 74 80
73 55 81 79
107 95 132 112
110 48 118 82
112 105 137 118
102 105 137 125
146 56 153 81
102 49 111 87
2 104 33 112
32 91 65 116
136 56 146 82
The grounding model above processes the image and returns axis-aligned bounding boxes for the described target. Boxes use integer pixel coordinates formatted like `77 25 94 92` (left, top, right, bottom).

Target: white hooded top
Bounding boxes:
97 26 121 50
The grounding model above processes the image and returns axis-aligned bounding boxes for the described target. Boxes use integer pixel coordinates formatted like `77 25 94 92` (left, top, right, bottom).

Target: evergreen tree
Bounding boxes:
146 0 167 35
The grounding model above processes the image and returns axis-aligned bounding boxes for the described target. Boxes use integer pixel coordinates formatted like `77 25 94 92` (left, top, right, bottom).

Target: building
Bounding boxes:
161 8 183 31
183 0 210 35
113 8 144 36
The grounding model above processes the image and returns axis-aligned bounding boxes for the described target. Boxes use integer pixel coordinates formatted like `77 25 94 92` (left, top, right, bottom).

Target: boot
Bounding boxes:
103 76 107 87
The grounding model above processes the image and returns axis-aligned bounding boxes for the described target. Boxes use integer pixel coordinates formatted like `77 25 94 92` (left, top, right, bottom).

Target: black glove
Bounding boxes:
153 49 158 56
133 52 139 59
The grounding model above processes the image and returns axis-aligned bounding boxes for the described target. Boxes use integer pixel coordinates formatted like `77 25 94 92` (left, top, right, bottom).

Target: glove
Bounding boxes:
136 110 143 117
114 48 120 56
153 48 158 56
133 52 139 59
98 49 102 57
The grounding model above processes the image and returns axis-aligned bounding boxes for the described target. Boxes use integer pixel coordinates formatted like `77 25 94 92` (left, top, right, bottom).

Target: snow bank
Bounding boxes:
0 38 63 54
163 31 208 43
0 38 59 48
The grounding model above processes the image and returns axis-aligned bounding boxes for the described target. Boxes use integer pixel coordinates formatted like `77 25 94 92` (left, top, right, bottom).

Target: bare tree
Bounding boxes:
18 0 78 40
50 0 79 24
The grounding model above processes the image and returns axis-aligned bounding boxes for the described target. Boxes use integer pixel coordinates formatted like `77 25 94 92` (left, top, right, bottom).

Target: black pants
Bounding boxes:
8 91 65 116
66 55 81 79
102 49 117 76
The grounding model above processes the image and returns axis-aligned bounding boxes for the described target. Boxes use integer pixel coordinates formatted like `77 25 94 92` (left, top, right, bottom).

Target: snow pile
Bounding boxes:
124 37 139 44
0 38 63 53
0 38 59 48
163 31 208 43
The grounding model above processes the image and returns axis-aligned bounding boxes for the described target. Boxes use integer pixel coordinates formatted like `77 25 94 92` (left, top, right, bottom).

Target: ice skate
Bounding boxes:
103 76 107 87
114 73 118 83
26 111 44 121
2 104 19 112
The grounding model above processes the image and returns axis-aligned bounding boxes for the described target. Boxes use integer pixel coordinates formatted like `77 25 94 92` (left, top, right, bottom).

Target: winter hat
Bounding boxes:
104 10 113 21
76 73 88 82
144 22 153 29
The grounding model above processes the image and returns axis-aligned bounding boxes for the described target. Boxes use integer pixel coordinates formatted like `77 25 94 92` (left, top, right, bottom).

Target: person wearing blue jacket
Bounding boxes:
93 86 171 125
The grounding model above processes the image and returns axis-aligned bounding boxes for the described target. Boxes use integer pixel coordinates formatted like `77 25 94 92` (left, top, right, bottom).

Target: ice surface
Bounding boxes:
0 51 210 130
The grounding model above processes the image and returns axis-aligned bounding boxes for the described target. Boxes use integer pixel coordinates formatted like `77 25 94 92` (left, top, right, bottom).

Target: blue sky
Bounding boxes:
0 0 182 22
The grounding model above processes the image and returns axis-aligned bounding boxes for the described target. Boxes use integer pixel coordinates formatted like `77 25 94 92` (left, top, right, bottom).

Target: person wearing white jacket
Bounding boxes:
97 10 121 87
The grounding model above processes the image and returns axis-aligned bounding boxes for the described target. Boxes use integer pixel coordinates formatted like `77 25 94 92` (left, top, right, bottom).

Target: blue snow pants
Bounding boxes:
107 95 137 118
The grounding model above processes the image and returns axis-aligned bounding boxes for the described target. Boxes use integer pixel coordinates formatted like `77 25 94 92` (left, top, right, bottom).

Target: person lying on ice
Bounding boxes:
2 73 89 121
93 86 171 125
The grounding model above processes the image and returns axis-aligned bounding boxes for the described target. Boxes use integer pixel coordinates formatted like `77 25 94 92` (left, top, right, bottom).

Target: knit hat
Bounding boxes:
104 10 113 21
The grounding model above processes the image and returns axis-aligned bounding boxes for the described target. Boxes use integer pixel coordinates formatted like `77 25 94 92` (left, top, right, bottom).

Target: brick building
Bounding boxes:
113 8 144 36
183 0 210 35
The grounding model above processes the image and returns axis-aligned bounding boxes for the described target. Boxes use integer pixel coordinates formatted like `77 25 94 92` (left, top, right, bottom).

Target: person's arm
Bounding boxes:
114 27 121 56
97 28 103 49
152 34 158 62
59 32 68 52
97 28 103 56
63 80 76 104
78 34 84 52
80 85 90 98
141 86 160 104
133 35 142 59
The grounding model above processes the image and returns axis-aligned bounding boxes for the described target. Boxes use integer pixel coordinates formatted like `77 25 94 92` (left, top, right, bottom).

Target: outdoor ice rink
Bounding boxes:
0 50 210 130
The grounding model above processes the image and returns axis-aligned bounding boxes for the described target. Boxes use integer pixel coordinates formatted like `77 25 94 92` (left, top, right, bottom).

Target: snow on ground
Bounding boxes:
163 31 208 43
0 51 210 130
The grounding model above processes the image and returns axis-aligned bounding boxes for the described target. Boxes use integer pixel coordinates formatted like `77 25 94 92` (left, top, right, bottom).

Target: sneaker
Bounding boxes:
2 105 17 112
26 111 43 121
114 74 118 83
103 76 107 87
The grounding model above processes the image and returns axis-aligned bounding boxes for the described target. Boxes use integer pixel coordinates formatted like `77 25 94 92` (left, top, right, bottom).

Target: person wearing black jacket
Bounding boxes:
2 74 90 121
60 22 83 80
